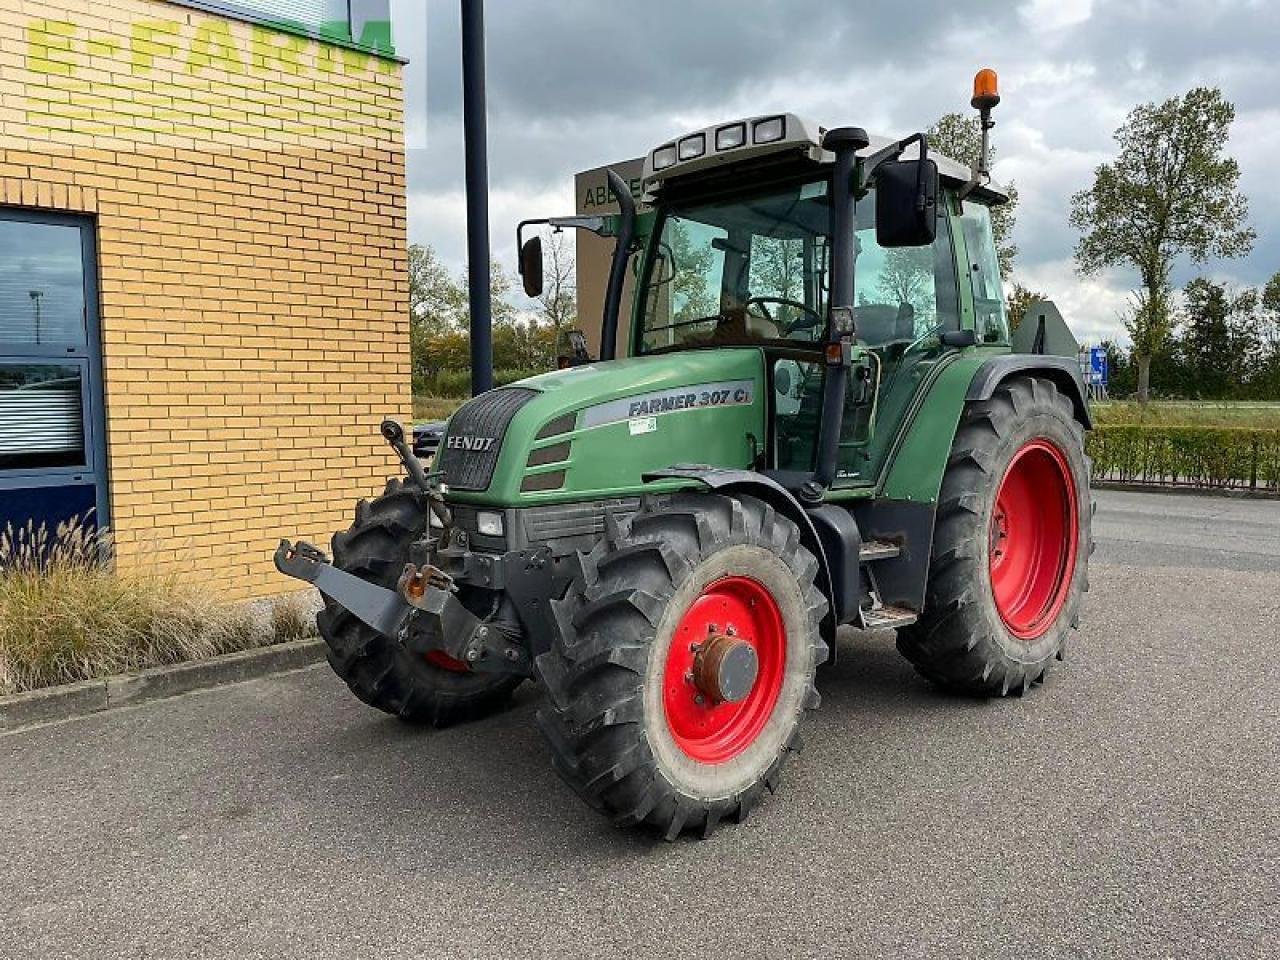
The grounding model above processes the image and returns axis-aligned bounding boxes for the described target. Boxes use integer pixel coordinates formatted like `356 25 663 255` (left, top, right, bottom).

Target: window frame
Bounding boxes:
0 209 109 528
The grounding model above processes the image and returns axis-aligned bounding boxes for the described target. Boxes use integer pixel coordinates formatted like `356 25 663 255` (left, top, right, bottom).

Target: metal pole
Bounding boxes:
461 0 492 395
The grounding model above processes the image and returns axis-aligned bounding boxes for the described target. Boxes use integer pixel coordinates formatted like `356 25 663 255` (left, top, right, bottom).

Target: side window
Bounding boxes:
852 192 958 346
960 203 1008 343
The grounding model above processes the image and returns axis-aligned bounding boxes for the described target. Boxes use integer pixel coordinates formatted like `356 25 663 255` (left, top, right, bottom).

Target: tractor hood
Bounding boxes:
436 349 767 506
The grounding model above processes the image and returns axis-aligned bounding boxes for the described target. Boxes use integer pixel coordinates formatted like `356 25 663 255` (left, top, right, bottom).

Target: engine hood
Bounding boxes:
438 348 768 506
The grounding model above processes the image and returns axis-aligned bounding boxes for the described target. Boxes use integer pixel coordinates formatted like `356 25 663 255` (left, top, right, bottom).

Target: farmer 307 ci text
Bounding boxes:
277 71 1093 839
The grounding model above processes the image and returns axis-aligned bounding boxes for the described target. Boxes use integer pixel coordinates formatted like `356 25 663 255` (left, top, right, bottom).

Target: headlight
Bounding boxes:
753 116 786 144
476 511 504 538
678 133 706 160
652 144 677 169
715 123 746 150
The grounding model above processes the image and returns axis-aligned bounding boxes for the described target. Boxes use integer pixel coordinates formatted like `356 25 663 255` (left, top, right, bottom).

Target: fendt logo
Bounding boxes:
446 434 497 453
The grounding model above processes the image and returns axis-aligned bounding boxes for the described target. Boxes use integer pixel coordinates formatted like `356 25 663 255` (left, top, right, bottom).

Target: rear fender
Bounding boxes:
966 355 1092 428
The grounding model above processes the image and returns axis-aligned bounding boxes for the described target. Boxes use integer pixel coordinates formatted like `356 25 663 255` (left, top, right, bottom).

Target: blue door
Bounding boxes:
0 210 108 542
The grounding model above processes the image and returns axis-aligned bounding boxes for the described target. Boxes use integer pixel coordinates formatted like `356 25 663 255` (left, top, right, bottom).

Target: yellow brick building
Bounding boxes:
0 0 408 599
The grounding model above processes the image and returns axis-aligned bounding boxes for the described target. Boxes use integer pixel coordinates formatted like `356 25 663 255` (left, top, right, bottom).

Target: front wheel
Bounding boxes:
535 493 828 839
897 376 1092 695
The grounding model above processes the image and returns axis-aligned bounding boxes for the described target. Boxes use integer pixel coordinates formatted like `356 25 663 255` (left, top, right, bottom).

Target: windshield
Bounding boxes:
636 176 958 353
637 178 833 352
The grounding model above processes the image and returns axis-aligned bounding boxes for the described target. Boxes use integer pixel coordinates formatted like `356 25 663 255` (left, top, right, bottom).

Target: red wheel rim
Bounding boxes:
989 439 1079 640
662 576 786 764
425 651 471 673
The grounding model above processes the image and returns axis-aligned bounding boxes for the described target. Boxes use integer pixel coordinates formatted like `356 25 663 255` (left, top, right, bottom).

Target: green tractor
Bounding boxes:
277 73 1091 839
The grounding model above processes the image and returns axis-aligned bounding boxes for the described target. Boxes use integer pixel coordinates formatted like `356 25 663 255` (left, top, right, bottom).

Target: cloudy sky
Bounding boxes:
389 0 1279 344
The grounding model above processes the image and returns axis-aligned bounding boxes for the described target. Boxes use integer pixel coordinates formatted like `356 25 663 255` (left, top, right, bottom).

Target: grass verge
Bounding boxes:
0 519 316 696
413 395 465 422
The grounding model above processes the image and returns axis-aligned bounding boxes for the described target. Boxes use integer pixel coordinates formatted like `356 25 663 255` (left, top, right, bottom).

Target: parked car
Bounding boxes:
412 421 445 461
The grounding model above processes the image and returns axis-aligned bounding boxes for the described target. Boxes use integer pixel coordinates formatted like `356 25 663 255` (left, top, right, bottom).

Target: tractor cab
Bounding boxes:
628 117 1012 492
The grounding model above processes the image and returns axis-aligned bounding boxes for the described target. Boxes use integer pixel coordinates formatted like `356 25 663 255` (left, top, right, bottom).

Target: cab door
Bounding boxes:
830 189 964 488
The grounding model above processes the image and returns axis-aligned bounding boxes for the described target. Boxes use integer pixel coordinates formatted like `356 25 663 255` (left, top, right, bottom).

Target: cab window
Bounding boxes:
960 203 1007 343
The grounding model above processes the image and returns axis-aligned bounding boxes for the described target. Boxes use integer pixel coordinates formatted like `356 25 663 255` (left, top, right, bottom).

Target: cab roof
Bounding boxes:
641 113 1010 204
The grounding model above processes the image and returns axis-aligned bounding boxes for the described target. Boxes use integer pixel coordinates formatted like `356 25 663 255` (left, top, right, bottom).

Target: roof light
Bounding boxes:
715 123 746 150
677 133 706 160
652 144 678 170
753 116 785 144
972 68 1000 110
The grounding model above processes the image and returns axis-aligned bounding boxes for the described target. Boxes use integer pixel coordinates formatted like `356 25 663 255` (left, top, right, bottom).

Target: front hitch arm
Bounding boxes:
275 539 410 640
273 541 529 674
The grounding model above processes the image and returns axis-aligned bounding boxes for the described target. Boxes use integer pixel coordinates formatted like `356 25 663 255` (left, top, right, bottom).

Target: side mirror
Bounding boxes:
875 158 939 248
519 236 544 297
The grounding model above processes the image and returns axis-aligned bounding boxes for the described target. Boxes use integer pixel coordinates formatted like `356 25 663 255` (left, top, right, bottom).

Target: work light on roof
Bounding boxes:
715 123 746 150
753 116 786 144
678 133 706 160
652 144 678 170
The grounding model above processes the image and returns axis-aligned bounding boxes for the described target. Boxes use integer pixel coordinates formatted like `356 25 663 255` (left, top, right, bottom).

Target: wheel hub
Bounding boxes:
988 439 1079 640
662 576 787 765
693 631 759 704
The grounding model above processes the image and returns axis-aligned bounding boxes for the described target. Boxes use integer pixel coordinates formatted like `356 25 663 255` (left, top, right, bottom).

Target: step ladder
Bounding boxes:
857 539 919 631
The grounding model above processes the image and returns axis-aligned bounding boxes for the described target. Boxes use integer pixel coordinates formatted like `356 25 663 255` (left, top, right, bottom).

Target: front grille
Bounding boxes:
437 388 538 491
521 498 640 543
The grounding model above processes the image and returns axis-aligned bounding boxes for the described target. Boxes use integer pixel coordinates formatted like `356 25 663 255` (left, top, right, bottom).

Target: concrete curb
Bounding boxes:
0 638 326 732
1094 480 1280 501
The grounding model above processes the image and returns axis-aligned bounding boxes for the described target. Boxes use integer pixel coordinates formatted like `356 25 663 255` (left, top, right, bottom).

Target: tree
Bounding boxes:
1069 87 1254 402
927 112 1019 277
1005 282 1047 332
408 243 464 334
537 230 577 338
1178 278 1259 399
875 247 936 327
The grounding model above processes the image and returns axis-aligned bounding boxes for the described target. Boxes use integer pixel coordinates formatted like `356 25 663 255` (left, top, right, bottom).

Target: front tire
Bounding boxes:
897 376 1091 695
536 493 828 839
317 478 522 726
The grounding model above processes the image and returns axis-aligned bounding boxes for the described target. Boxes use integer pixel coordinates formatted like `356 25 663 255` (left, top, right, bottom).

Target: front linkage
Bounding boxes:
275 420 555 678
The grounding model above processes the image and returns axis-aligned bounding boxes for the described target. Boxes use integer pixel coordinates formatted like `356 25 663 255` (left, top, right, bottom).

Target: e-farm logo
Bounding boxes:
22 17 398 147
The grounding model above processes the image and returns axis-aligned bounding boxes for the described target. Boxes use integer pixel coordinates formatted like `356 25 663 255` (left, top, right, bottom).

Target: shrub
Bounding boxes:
0 517 289 695
1087 425 1280 490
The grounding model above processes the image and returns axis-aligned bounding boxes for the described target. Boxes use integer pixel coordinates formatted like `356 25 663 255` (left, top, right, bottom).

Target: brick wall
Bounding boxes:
0 0 409 599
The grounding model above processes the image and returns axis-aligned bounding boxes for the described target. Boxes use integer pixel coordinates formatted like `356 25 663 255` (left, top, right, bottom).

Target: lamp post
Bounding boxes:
461 0 492 395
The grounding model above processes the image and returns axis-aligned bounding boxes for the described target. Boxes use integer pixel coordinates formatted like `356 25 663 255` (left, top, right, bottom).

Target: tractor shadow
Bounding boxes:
305 629 995 856
817 626 989 716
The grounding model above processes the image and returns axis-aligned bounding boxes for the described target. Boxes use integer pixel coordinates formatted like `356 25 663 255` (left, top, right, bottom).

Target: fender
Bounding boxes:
966 354 1092 428
642 467 865 652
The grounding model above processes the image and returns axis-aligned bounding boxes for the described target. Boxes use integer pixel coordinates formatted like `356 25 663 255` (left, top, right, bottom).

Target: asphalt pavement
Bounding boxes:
2 489 1277 959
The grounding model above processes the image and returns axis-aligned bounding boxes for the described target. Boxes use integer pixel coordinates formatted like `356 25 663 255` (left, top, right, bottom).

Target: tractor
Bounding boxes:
276 70 1092 839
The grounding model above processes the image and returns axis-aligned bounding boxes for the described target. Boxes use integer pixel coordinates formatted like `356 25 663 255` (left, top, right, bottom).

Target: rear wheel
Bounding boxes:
536 492 828 839
316 478 522 725
897 376 1091 695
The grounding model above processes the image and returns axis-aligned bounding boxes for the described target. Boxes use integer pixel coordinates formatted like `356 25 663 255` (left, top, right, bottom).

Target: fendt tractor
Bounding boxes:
277 70 1092 839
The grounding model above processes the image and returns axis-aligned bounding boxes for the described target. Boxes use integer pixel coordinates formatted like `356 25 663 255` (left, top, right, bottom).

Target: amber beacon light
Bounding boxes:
972 68 1001 110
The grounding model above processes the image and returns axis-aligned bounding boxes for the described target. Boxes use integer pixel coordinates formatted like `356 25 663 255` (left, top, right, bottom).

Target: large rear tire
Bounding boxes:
897 376 1092 695
316 478 522 725
536 492 828 839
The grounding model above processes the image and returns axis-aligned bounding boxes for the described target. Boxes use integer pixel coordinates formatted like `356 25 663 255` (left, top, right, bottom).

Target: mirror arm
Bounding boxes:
857 132 929 193
515 216 612 277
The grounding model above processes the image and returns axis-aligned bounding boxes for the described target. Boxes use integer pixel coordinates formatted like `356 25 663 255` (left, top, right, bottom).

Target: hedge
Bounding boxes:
1087 425 1280 492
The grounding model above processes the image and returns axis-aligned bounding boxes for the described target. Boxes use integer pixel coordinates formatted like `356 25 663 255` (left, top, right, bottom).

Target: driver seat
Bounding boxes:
855 302 915 346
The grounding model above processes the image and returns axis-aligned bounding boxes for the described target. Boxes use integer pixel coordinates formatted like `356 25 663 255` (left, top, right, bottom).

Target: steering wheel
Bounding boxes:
745 296 824 337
